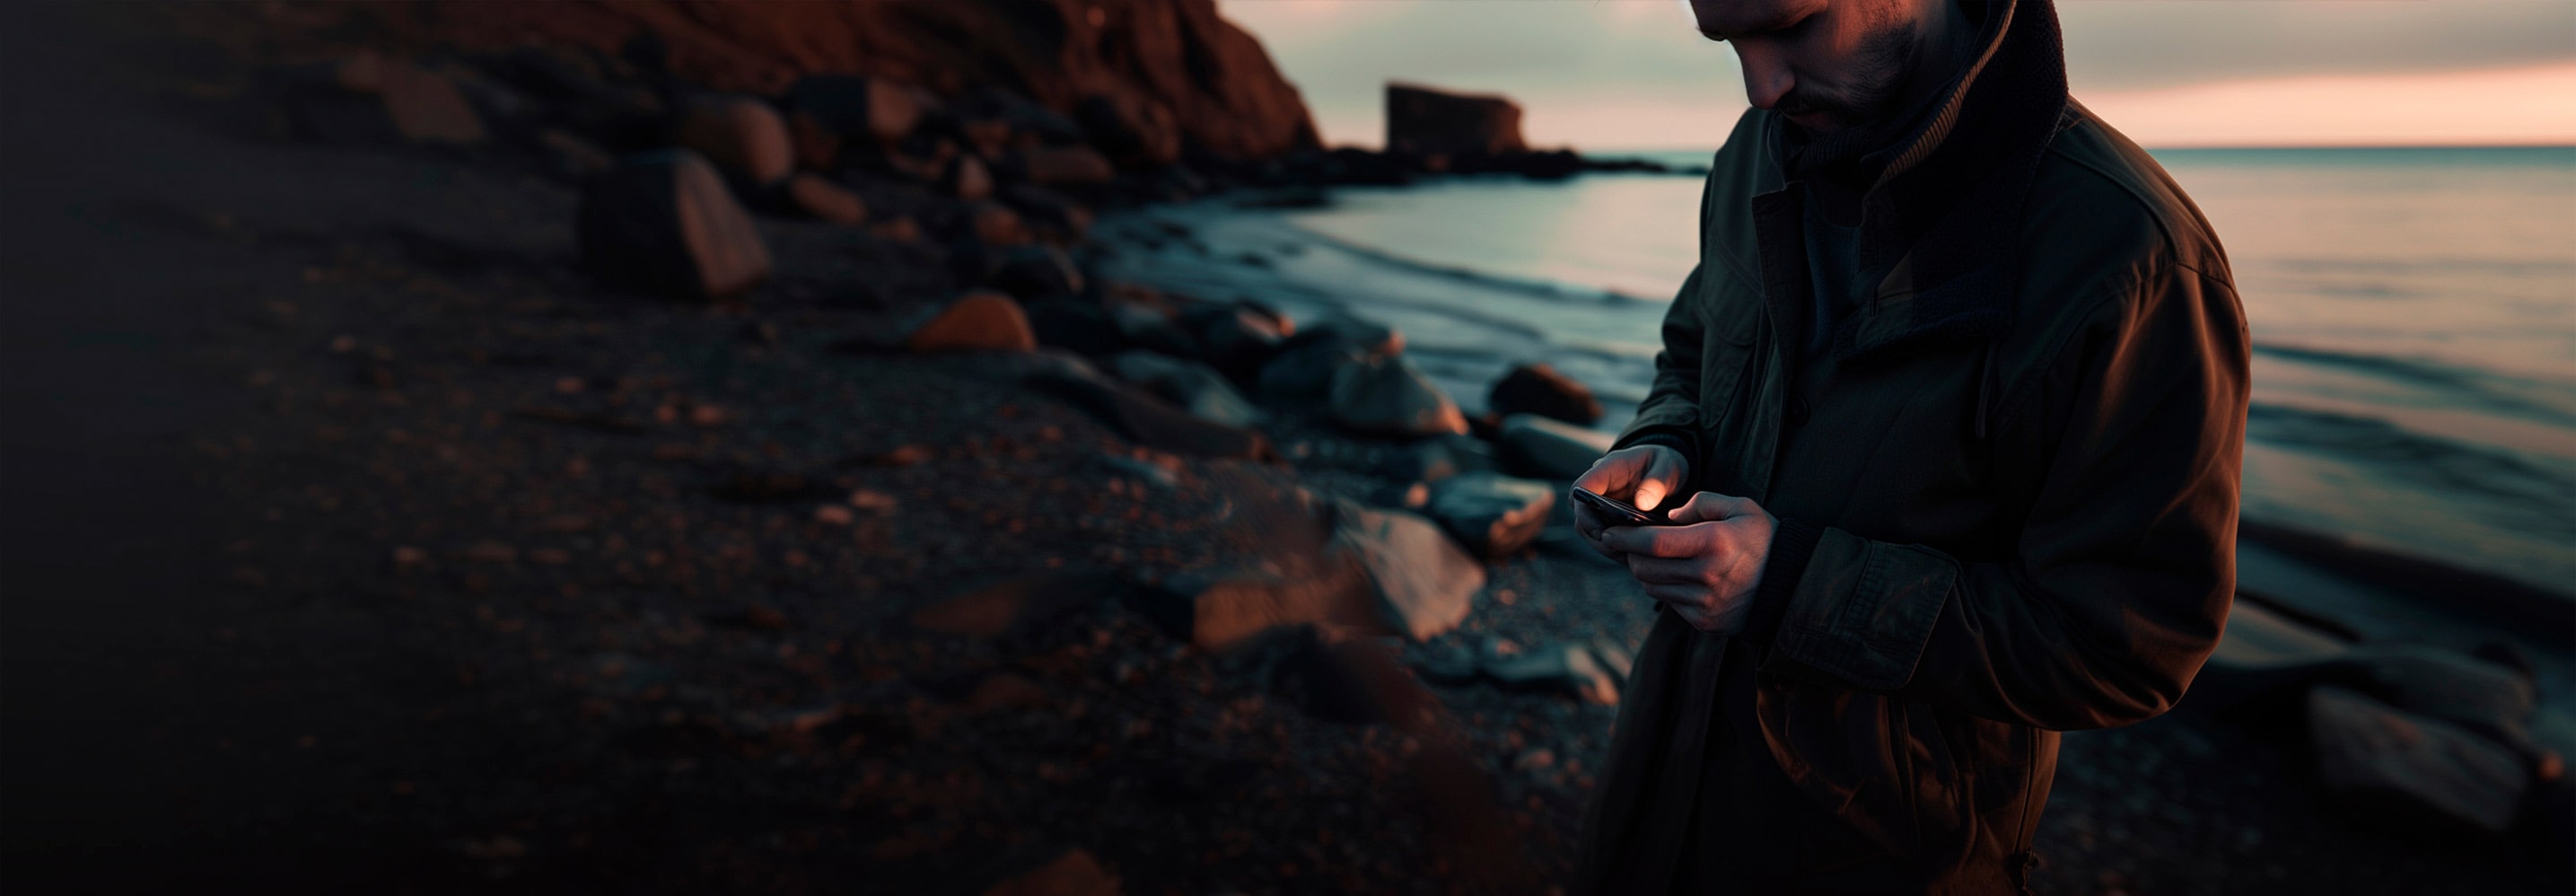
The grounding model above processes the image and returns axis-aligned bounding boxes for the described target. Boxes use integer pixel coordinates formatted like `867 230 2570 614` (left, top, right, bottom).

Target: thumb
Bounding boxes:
1633 449 1683 511
1670 491 1754 524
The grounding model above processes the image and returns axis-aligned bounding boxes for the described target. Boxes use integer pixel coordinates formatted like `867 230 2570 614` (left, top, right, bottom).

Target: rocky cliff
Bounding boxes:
276 0 1321 163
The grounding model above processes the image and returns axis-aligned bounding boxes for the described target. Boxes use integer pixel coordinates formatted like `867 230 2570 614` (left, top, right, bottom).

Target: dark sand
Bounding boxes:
2 5 2563 894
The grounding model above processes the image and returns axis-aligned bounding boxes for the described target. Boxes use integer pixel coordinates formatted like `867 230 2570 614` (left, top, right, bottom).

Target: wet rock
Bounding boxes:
1108 351 1261 427
2309 685 2529 836
1021 298 1126 356
1483 639 1619 705
2335 645 2538 754
1256 318 1398 402
998 182 1092 242
905 291 1036 353
1102 291 1197 359
982 848 1121 896
2190 600 2354 713
676 92 793 187
986 244 1086 300
1424 472 1555 558
576 150 773 300
1488 363 1603 426
1024 369 1275 461
1018 145 1117 187
1131 565 1370 653
1386 82 1527 157
1494 413 1614 479
1411 640 1482 685
1328 356 1469 438
1325 499 1484 642
1188 301 1292 383
784 172 865 224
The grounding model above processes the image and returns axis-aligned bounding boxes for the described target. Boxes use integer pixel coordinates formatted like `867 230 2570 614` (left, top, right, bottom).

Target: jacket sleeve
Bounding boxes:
1746 262 2249 731
1608 263 1707 480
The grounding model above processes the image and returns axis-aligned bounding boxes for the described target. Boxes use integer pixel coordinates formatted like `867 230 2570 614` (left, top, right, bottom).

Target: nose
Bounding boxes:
1733 40 1794 110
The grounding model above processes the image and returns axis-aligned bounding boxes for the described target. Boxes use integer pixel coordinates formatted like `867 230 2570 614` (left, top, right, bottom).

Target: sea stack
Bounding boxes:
1386 82 1529 157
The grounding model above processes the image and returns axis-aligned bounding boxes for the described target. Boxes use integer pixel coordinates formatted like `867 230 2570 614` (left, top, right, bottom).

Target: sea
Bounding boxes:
1091 145 2576 607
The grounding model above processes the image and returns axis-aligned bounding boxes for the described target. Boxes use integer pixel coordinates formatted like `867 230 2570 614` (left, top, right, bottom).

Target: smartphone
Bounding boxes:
1571 486 1668 526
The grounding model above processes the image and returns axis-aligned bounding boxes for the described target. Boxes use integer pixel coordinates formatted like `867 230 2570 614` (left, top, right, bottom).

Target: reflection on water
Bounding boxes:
1115 146 2576 597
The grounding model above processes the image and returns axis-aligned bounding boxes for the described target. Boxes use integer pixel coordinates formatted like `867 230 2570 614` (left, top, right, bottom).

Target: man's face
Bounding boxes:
1689 0 1932 134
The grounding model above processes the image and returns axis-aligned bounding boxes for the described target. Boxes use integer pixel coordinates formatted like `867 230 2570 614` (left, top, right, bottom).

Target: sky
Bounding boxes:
1214 0 2576 150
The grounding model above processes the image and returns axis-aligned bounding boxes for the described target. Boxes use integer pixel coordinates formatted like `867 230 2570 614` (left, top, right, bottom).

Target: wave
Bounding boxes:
2256 257 2576 279
2251 341 2576 426
2246 401 2576 537
1282 221 1659 305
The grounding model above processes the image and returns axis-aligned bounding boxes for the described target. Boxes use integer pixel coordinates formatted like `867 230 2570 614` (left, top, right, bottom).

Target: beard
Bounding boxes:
1774 17 1923 134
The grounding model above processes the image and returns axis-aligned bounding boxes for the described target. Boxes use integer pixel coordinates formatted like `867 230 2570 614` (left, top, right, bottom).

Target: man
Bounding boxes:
1568 0 2249 892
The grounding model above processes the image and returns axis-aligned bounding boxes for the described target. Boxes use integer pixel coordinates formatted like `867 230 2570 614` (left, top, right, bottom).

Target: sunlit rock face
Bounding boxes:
344 0 1323 163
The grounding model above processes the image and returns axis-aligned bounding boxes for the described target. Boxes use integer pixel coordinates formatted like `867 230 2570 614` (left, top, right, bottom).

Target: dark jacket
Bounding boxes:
1572 0 2250 892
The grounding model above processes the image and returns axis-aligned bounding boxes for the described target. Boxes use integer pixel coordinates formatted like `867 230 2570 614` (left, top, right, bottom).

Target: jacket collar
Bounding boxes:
1751 0 2071 360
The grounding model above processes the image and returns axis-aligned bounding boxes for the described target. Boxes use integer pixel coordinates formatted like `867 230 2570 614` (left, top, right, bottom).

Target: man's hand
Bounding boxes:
1599 492 1778 634
1570 445 1690 562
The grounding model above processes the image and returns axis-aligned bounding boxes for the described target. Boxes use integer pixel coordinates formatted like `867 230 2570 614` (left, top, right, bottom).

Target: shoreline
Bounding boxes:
4 4 2568 893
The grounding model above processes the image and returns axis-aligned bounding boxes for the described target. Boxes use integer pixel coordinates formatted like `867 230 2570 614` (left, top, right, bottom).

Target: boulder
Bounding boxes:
1328 356 1469 438
784 75 931 161
1190 301 1292 383
1488 363 1603 426
905 291 1036 353
1017 145 1118 187
986 244 1086 300
1494 413 1615 479
1380 436 1495 484
1424 472 1556 558
2333 645 2545 763
576 150 773 300
1021 298 1127 356
1483 640 1620 705
2309 685 2530 837
1106 296 1197 359
1325 499 1484 642
1077 91 1182 167
1256 318 1401 401
998 183 1093 242
677 93 793 187
1025 369 1275 461
1110 352 1261 428
945 154 995 201
1386 82 1528 157
784 172 865 224
972 202 1033 246
1131 565 1369 653
379 60 488 145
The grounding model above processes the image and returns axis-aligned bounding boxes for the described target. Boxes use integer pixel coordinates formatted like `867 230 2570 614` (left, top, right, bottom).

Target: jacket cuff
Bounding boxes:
1740 516 1820 643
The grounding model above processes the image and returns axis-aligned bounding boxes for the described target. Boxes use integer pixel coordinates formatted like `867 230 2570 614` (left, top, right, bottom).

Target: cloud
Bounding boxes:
1217 0 2576 148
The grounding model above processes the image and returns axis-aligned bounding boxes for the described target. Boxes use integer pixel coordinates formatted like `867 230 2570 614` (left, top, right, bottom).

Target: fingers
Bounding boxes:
1572 504 1622 561
1599 522 1704 558
1669 491 1758 524
1624 553 1703 585
1634 448 1686 512
1573 450 1642 497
